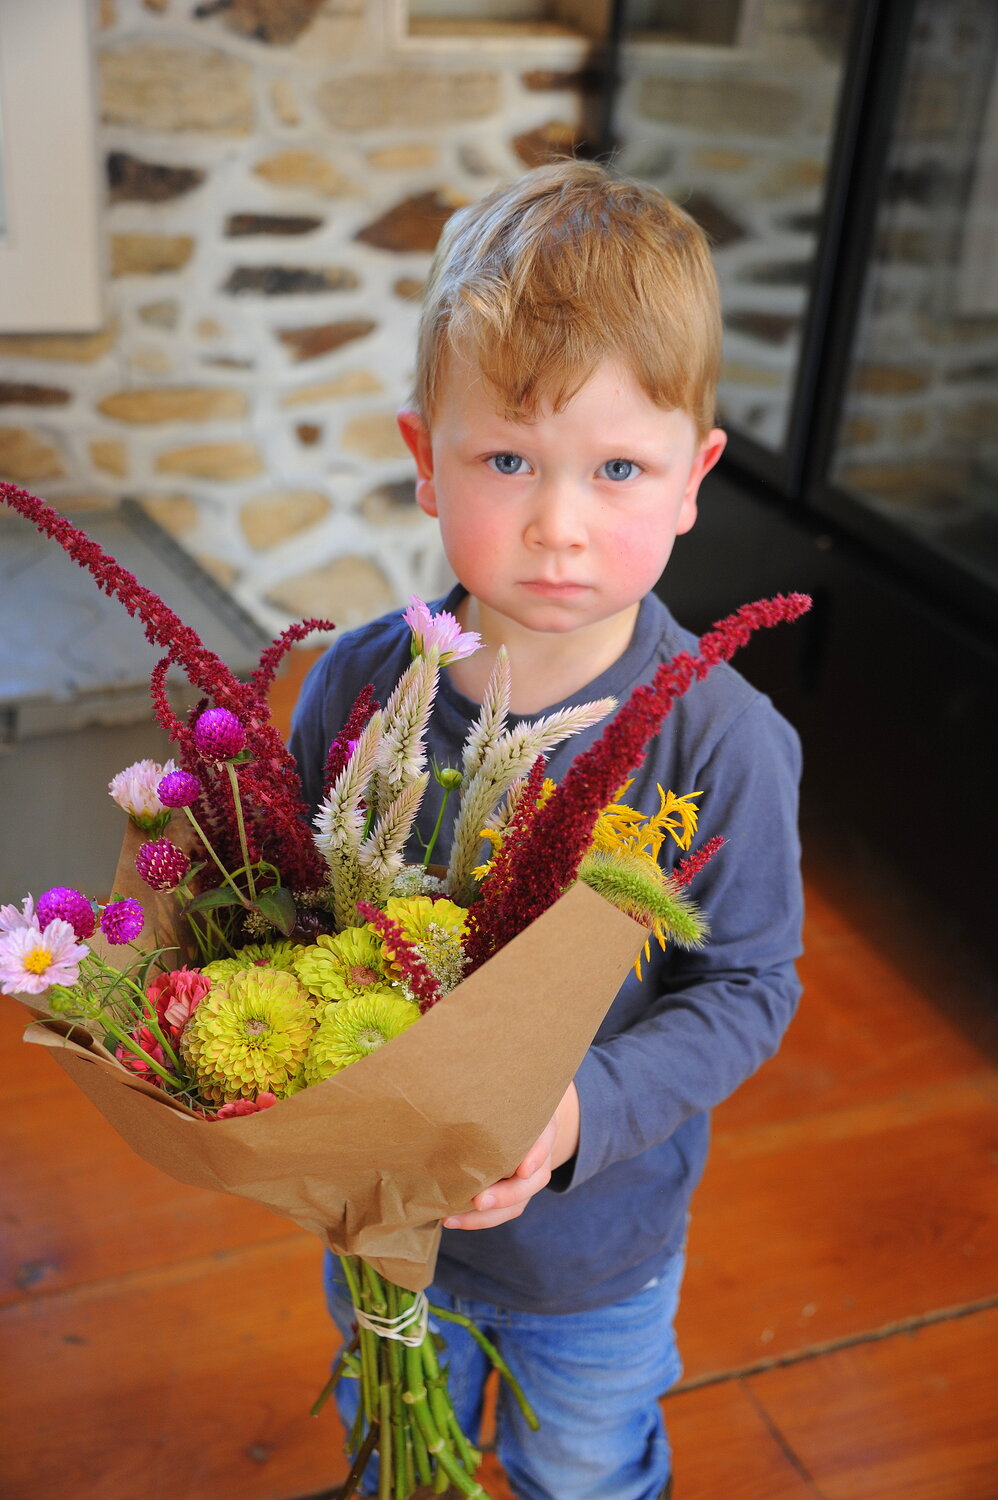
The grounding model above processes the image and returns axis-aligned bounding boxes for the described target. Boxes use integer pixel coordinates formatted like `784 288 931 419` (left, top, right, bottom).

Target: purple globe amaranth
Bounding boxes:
99 897 145 945
36 886 96 941
158 769 202 808
193 707 247 762
135 839 191 892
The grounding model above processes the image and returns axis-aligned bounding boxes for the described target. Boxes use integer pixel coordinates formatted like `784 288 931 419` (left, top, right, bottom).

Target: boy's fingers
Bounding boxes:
444 1164 551 1229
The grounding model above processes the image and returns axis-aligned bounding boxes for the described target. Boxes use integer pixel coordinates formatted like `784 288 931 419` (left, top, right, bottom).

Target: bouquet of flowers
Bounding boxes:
0 479 809 1498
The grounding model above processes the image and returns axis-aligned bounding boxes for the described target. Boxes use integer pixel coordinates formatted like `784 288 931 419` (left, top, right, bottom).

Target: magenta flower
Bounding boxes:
99 898 145 946
0 919 90 996
193 708 247 762
403 596 481 665
0 895 37 934
158 770 202 808
36 887 97 942
115 1027 166 1080
135 838 191 892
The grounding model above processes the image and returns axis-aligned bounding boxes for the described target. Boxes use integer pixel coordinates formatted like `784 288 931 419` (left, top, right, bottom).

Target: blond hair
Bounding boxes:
414 159 722 441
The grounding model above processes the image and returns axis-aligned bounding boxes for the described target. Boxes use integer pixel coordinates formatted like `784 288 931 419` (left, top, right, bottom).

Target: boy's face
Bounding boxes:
398 357 725 643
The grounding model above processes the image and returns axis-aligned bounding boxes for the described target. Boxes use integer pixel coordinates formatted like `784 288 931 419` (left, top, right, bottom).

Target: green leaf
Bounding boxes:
185 886 246 915
251 885 297 937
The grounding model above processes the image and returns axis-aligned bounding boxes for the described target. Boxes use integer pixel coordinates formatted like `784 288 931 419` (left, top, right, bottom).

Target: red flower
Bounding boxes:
147 967 211 1036
356 901 442 1013
215 1092 279 1119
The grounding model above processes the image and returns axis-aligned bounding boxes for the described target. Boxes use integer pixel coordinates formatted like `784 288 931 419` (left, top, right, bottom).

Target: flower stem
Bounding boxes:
182 805 249 905
422 787 453 868
429 1304 539 1430
226 762 257 903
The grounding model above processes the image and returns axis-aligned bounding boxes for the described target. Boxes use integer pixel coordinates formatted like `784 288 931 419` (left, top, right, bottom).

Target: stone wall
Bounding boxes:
0 0 599 636
612 0 853 454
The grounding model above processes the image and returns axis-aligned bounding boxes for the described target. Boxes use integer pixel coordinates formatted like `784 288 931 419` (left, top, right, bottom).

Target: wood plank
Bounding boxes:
0 1004 299 1308
661 1377 821 1499
678 1074 998 1376
746 1305 998 1499
0 1236 347 1500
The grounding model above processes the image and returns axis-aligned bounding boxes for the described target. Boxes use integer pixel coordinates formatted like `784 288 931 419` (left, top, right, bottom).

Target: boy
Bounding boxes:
290 159 803 1500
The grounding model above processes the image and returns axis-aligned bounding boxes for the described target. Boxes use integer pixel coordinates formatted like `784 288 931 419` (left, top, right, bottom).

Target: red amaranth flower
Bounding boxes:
322 683 379 799
673 836 726 888
99 897 145 945
356 901 442 1013
0 482 327 893
36 887 96 941
249 620 335 700
135 838 191 892
466 594 811 969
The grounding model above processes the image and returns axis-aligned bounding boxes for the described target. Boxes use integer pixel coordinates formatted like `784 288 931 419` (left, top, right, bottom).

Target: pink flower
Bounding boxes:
115 1027 166 1079
0 895 36 934
147 967 211 1035
403 596 481 665
108 758 178 829
215 1092 279 1119
0 919 89 996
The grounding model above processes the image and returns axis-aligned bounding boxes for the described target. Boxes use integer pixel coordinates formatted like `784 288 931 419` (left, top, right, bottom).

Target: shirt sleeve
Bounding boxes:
561 694 804 1189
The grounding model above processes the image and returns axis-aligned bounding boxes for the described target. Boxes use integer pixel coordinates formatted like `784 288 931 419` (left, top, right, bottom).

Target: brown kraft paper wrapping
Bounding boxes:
22 835 648 1292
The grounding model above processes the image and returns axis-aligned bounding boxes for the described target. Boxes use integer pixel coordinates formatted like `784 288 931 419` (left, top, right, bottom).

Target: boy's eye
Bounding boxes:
488 453 528 475
598 459 638 482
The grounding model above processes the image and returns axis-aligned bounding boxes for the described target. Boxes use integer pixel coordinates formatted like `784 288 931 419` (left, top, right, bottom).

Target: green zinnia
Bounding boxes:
294 927 393 1003
202 940 305 985
302 992 419 1085
181 967 316 1104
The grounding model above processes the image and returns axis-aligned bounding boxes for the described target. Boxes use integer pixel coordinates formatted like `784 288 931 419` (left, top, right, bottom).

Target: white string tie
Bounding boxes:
354 1291 429 1347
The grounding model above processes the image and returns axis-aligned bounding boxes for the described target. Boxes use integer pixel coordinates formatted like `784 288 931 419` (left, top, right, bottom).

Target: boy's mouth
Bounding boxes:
521 579 588 596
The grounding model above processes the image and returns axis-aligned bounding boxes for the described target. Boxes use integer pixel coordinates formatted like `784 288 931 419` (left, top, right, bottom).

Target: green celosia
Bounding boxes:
294 927 395 1003
302 992 419 1085
578 849 708 952
180 967 316 1104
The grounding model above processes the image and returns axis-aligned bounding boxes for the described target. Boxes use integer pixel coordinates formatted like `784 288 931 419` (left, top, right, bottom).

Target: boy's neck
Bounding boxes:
447 594 641 714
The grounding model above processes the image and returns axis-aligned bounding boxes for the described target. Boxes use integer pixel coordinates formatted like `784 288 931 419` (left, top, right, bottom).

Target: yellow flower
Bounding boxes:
303 992 420 1084
592 781 701 861
379 896 467 974
180 968 316 1104
202 940 305 985
294 927 394 1003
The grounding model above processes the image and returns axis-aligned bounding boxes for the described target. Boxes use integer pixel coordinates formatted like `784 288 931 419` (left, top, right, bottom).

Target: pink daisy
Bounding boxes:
0 919 90 996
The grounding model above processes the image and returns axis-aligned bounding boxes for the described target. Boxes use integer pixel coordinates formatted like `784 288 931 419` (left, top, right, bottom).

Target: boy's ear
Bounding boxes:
678 426 727 535
397 408 437 517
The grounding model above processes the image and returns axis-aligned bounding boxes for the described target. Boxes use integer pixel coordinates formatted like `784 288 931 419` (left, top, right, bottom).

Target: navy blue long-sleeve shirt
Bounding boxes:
289 587 803 1314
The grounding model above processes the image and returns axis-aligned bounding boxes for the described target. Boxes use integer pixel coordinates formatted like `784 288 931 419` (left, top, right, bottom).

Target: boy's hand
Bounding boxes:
442 1083 580 1232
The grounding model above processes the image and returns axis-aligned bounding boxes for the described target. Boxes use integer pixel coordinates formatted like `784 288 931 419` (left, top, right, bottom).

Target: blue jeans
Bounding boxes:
324 1249 684 1500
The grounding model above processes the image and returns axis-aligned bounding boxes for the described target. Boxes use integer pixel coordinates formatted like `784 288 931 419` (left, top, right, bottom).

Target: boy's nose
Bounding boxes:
523 480 587 551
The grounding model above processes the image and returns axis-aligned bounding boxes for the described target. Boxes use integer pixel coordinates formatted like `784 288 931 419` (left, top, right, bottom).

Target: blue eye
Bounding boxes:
488 453 527 475
599 459 637 482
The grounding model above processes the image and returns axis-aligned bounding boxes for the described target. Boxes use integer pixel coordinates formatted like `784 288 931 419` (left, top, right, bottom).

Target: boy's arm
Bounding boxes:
448 695 803 1228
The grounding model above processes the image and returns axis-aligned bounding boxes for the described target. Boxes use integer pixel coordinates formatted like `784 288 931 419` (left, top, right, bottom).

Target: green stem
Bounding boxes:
429 1304 540 1431
310 1333 358 1417
226 762 257 903
402 1346 487 1498
422 787 453 868
100 1015 185 1091
181 804 250 906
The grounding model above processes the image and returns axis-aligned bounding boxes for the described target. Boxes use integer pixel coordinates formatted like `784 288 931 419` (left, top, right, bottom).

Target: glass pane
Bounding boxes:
611 0 857 454
832 0 998 600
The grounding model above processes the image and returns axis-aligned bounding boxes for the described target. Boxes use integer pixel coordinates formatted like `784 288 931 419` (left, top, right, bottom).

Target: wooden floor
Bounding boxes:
2 659 996 1499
